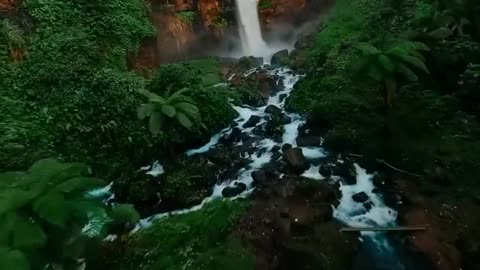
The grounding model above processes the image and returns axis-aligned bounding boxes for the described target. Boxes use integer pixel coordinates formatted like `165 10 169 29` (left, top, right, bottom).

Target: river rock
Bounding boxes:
271 49 289 67
283 147 309 173
352 192 369 203
296 135 321 147
252 169 267 186
265 104 282 115
243 115 261 128
222 182 247 198
238 56 263 70
220 127 241 144
319 165 332 178
256 71 276 98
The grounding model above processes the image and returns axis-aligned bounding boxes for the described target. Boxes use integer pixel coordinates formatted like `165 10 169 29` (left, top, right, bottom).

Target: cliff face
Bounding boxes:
0 0 20 11
130 0 333 70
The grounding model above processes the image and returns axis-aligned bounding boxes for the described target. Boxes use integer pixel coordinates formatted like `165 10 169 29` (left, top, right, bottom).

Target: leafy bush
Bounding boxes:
0 159 109 269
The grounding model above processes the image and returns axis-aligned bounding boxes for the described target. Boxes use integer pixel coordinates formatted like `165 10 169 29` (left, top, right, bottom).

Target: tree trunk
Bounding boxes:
383 78 396 108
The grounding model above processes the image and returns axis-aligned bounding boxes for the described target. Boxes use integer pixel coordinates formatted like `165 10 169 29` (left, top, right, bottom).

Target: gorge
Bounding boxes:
1 0 480 270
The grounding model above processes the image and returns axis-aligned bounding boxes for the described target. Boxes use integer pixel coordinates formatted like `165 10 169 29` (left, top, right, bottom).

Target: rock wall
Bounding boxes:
0 0 19 12
130 0 333 70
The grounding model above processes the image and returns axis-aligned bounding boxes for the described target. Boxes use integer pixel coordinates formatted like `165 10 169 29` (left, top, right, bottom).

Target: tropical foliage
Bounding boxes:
353 41 430 107
138 88 203 133
0 159 138 270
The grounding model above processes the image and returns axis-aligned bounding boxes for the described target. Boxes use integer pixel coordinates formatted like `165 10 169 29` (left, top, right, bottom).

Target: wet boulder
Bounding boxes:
220 127 241 144
243 115 262 128
256 71 277 98
319 165 332 178
283 147 309 173
265 104 282 115
296 135 321 147
352 192 369 203
238 56 263 70
271 49 289 67
222 182 247 197
252 169 268 186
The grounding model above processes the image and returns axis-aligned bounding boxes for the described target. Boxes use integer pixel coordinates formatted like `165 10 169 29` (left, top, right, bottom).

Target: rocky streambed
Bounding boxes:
106 60 480 270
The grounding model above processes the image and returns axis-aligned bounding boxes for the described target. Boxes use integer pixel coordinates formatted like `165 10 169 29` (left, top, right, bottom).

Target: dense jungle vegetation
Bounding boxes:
1 0 480 269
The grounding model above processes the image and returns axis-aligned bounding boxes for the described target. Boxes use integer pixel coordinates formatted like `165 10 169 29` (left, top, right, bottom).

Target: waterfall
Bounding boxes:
235 0 269 56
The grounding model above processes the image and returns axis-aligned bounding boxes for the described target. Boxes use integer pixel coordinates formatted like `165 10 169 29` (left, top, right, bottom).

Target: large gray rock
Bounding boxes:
243 115 261 128
271 49 289 67
222 182 247 197
283 147 309 173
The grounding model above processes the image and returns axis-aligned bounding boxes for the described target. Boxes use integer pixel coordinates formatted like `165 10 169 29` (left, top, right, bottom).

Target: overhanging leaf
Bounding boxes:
161 104 176 118
377 54 394 73
355 43 381 55
137 103 154 120
396 63 418 81
29 159 64 181
149 112 163 134
0 248 29 270
176 102 200 120
400 55 429 74
0 190 37 216
12 216 47 249
176 112 193 130
52 177 106 194
33 192 67 227
110 204 140 225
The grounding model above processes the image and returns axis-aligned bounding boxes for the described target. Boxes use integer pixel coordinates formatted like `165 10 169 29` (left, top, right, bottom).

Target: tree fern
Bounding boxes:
137 88 203 133
353 40 430 107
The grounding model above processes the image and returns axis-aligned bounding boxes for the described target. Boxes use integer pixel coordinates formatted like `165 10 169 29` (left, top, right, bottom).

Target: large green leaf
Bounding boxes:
0 213 16 246
161 104 176 118
52 177 106 194
400 55 429 74
0 190 37 216
396 63 418 81
110 204 140 224
33 192 67 227
12 216 47 249
28 159 64 181
176 102 200 120
0 248 29 270
176 112 193 130
137 103 154 120
49 162 90 184
149 112 164 134
377 54 394 73
169 94 195 105
355 43 381 55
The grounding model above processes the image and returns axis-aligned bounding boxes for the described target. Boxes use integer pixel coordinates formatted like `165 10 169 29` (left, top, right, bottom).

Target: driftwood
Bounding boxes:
377 160 422 178
346 153 422 178
340 225 429 232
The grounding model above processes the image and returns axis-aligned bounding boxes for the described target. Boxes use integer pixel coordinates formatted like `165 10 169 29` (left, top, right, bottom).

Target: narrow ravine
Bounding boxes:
125 1 417 269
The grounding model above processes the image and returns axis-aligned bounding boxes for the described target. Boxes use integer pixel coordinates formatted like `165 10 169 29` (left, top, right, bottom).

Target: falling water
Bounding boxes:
235 0 270 56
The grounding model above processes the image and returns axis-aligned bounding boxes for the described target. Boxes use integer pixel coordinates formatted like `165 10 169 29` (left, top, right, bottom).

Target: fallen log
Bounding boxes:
340 225 429 232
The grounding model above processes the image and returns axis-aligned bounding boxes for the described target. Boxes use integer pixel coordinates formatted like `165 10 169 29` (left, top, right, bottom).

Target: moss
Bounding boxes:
99 200 254 270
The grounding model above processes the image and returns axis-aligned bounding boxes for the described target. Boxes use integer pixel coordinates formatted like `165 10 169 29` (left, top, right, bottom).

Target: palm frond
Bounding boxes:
149 112 164 134
355 43 381 55
176 112 193 130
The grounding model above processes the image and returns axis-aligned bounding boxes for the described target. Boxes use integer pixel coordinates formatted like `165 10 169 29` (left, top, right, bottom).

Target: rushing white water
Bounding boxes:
133 66 399 250
235 0 270 56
